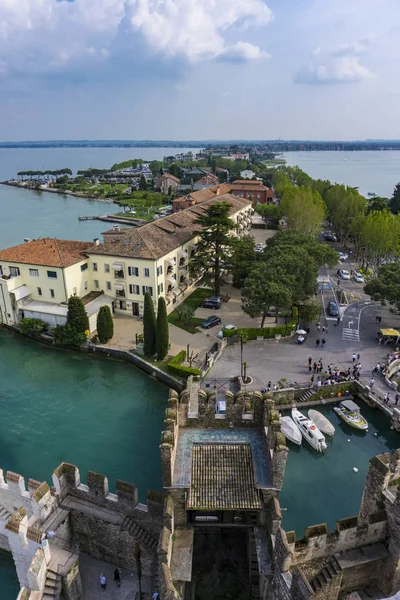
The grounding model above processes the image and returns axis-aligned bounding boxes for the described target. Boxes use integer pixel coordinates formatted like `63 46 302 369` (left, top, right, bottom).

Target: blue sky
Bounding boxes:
0 0 399 141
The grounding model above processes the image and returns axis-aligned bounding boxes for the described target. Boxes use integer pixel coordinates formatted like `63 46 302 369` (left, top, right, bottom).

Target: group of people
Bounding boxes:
99 570 159 598
306 355 364 386
261 381 279 393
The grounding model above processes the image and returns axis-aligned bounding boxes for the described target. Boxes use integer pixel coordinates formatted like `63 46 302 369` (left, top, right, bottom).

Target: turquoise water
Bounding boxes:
280 402 399 537
0 328 167 493
0 552 19 599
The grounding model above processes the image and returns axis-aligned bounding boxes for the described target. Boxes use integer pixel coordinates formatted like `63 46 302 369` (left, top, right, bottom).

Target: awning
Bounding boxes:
380 328 400 337
115 283 125 291
167 277 177 287
12 285 31 301
112 263 123 270
166 259 176 267
179 250 188 259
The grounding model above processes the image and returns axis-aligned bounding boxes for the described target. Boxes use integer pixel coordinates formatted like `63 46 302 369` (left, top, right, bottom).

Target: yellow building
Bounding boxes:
0 194 252 329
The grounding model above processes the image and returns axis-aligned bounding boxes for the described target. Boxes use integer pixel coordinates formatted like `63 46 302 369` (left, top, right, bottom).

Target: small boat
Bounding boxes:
280 415 302 445
334 400 368 430
292 408 327 452
308 409 335 436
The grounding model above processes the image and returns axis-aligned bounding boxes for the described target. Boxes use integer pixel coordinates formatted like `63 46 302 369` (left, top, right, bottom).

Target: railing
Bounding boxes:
114 272 125 279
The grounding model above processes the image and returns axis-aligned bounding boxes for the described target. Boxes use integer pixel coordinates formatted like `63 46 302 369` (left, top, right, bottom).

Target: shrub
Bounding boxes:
53 324 86 347
223 307 298 340
19 318 47 337
156 297 169 360
143 292 156 356
167 350 201 378
66 296 89 333
96 305 114 343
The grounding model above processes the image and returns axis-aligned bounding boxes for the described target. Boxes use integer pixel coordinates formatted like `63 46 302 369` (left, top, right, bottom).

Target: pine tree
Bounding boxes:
139 175 147 191
143 292 156 356
156 297 169 360
66 296 89 333
96 305 114 343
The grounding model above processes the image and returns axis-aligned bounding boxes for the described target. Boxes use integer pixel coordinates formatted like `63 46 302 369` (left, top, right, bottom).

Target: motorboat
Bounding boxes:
308 409 335 436
279 415 302 445
291 408 327 452
333 400 368 431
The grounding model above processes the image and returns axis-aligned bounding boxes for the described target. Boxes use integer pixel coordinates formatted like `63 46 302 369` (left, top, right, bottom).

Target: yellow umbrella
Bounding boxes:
380 328 400 337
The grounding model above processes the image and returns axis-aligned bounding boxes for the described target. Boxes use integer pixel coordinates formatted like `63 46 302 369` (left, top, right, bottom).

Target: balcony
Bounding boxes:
115 283 126 298
112 263 125 279
0 274 25 292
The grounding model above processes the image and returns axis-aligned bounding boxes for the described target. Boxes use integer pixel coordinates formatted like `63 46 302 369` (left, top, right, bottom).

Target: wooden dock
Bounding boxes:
78 215 147 226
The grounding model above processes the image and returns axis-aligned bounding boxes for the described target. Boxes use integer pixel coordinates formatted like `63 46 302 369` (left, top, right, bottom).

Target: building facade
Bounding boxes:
229 180 274 206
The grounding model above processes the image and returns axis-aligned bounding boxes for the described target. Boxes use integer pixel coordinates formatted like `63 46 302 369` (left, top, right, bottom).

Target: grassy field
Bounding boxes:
168 288 212 333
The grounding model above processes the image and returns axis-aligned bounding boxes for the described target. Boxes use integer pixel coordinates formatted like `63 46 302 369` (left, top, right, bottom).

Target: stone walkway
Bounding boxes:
79 553 152 600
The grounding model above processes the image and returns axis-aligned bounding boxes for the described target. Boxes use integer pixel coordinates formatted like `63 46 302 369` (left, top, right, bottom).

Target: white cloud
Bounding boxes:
296 40 375 84
0 0 273 77
219 42 271 62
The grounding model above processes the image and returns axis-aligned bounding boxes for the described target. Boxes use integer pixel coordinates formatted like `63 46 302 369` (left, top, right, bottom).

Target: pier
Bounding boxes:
78 214 147 226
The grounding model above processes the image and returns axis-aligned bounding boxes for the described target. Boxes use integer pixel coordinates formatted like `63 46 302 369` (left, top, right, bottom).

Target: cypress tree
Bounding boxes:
66 296 89 333
156 297 169 360
143 292 156 356
96 305 114 343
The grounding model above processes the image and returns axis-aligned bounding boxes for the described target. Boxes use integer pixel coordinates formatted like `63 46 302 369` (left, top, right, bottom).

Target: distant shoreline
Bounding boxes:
0 180 115 203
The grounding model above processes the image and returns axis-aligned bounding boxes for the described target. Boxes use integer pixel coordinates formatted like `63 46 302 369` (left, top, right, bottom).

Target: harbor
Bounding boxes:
78 214 147 226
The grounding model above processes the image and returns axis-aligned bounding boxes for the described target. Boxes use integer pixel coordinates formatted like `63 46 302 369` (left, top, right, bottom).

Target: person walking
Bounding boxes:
321 338 326 347
310 375 315 384
352 352 356 363
383 393 389 405
357 353 360 361
114 568 121 587
395 393 400 405
308 357 312 367
372 365 377 376
313 362 317 372
316 338 320 347
378 316 382 324
308 364 312 373
100 574 107 591
317 323 321 332
322 325 326 333
376 315 380 324
369 378 375 389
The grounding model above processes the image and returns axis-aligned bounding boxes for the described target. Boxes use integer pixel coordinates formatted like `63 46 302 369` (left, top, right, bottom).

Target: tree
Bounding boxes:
175 303 195 322
143 292 156 356
280 185 326 236
96 305 114 343
364 262 400 310
324 185 366 242
389 183 400 215
230 235 258 288
265 246 318 304
256 203 282 225
367 196 389 213
265 230 338 269
66 296 89 333
189 201 236 296
139 175 147 191
156 297 169 360
359 210 400 271
242 263 293 326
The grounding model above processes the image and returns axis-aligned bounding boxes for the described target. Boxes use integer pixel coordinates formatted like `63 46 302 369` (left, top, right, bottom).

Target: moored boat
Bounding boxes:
291 408 327 452
279 415 302 445
333 400 368 431
308 409 335 436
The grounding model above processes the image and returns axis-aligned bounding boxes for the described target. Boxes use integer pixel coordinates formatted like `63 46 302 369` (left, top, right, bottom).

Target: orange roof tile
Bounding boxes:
0 238 92 268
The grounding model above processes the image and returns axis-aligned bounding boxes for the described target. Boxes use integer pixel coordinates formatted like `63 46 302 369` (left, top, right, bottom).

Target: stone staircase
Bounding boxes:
42 569 62 599
0 505 12 521
298 389 316 404
121 516 158 551
310 556 342 594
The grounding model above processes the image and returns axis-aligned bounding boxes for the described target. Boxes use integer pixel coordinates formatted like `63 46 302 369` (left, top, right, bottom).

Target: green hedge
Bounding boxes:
223 307 299 340
167 350 201 378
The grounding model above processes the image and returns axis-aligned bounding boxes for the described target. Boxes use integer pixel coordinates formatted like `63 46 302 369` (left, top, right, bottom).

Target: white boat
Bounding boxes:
279 415 302 445
333 400 368 431
308 409 335 436
292 408 327 452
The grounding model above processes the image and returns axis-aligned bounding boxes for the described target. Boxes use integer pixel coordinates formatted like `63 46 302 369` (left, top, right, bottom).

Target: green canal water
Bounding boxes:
280 402 399 537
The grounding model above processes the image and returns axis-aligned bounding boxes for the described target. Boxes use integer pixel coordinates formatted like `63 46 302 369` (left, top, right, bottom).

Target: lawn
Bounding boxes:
168 288 213 334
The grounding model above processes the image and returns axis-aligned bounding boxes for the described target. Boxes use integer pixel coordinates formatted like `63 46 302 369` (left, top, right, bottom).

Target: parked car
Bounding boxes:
255 243 266 254
327 301 339 317
200 298 221 309
323 231 337 242
338 252 349 262
201 315 222 329
337 269 350 280
353 272 365 283
217 324 237 338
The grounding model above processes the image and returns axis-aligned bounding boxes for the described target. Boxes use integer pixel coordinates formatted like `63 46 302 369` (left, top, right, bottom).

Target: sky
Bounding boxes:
0 0 400 141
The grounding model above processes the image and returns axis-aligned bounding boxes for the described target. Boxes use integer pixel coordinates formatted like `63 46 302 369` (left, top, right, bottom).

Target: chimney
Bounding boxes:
93 238 100 246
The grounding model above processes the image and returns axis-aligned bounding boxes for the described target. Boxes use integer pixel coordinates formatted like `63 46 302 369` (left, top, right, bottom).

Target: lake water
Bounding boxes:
280 401 398 537
283 150 400 198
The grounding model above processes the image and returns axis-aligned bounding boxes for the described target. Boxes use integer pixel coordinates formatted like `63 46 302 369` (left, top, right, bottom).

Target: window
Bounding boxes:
106 281 112 291
81 263 88 271
129 284 140 295
257 192 261 200
157 265 163 276
37 287 42 296
104 264 110 273
144 268 150 277
94 280 99 289
92 263 98 272
84 281 88 291
50 289 55 298
142 286 153 296
9 266 20 277
47 271 57 279
128 266 139 276
158 283 164 294
29 269 39 277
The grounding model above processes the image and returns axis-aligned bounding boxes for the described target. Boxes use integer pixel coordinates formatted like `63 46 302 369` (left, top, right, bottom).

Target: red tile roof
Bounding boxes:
0 238 92 268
